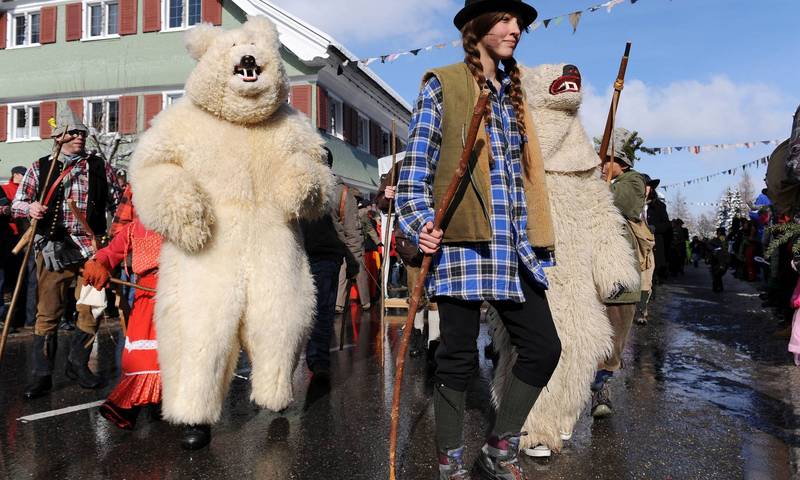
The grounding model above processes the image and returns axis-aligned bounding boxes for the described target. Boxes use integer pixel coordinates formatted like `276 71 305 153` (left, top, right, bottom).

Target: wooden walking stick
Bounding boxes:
380 121 399 333
598 42 632 184
0 129 69 365
388 89 490 480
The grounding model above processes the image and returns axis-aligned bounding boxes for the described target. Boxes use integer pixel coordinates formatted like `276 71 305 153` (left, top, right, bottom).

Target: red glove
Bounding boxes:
83 259 110 289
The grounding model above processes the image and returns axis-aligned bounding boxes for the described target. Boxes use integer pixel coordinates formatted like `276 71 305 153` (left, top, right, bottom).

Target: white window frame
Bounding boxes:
161 0 202 32
356 113 370 153
7 9 42 49
82 0 120 41
84 96 121 134
6 102 42 142
327 94 343 140
162 90 185 109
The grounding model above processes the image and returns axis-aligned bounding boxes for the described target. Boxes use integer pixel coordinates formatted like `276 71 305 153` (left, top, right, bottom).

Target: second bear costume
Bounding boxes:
129 16 332 443
490 64 641 455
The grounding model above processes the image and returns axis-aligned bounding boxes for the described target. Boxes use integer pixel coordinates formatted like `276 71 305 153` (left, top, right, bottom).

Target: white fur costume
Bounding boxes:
130 17 332 425
490 64 641 452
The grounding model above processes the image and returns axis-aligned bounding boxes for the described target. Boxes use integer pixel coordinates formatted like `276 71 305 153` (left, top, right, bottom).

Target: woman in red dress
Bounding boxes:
84 211 162 430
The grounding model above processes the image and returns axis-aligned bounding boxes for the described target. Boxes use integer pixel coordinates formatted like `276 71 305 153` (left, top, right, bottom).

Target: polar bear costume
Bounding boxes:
490 64 641 453
129 17 332 425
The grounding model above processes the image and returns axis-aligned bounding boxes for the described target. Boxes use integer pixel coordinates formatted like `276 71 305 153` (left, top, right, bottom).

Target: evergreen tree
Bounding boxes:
716 186 749 230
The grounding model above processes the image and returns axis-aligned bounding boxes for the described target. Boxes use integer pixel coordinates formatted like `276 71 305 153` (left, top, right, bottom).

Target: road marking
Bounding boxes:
18 345 360 422
17 400 104 423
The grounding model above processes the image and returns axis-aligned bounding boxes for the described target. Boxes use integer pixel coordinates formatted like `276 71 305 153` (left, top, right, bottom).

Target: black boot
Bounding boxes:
181 424 212 450
24 334 56 400
65 331 104 389
409 328 425 358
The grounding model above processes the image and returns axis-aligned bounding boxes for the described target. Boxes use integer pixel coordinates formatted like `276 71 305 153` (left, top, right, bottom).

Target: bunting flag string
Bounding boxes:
661 155 771 191
346 0 640 68
650 139 784 156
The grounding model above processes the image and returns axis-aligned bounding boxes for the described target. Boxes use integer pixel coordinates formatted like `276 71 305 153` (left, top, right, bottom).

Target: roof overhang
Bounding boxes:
229 0 411 114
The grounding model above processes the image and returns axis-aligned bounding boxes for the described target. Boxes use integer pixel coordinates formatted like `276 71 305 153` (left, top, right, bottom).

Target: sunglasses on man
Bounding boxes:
67 130 88 137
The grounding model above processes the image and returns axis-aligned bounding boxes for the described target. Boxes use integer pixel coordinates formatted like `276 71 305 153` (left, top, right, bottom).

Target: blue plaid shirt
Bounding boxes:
397 73 549 302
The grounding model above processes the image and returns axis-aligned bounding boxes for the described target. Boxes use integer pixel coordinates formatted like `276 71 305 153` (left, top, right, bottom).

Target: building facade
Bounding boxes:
0 0 410 191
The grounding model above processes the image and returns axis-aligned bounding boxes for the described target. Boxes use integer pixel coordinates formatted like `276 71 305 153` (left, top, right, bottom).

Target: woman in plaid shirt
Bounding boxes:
396 1 561 479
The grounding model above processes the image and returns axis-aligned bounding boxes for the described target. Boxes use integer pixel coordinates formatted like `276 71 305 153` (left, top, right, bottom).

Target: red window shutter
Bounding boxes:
0 106 7 142
290 85 312 119
316 86 328 132
120 96 138 134
119 0 138 35
67 99 84 122
202 0 222 26
39 101 57 138
143 94 162 128
0 13 6 50
40 7 57 44
143 0 161 32
65 3 82 41
342 105 352 145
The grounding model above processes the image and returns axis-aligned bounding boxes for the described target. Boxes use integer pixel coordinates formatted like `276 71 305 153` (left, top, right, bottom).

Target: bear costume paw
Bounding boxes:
152 181 215 253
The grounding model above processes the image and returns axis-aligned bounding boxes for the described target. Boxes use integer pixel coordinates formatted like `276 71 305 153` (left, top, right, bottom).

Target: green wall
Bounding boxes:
0 0 319 176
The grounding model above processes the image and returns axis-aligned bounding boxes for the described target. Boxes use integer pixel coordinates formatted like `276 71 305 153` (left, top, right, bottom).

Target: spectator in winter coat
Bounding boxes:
0 166 29 331
301 148 358 379
646 184 671 283
332 166 370 313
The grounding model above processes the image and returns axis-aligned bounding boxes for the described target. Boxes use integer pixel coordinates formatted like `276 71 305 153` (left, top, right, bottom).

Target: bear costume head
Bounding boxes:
523 63 599 174
184 16 289 125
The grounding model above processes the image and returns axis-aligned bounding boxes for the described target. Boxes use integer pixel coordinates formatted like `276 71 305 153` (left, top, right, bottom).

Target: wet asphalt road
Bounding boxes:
1 265 799 480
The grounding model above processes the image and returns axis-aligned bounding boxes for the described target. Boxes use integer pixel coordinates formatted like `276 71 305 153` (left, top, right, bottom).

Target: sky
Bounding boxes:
271 0 799 218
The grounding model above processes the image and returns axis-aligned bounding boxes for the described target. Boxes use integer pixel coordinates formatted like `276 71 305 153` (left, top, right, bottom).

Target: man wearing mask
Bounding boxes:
12 109 119 399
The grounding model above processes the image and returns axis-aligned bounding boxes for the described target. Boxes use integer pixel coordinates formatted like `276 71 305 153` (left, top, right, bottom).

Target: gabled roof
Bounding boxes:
231 0 411 113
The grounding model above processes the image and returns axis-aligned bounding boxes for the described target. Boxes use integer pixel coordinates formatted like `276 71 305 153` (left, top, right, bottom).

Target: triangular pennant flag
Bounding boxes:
675 147 683 152
543 18 552 28
568 11 582 33
410 49 421 56
380 55 389 63
605 0 624 12
554 16 564 26
531 21 541 30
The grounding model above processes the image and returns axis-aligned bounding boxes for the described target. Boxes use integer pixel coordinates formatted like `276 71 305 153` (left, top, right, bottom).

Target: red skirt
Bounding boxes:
107 272 161 408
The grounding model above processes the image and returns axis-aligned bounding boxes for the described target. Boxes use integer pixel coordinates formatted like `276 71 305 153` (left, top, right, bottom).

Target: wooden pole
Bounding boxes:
388 90 490 480
598 42 632 184
380 121 398 338
0 130 69 365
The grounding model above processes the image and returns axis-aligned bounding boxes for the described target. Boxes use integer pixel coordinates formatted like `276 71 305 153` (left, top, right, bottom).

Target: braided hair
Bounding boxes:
460 13 530 177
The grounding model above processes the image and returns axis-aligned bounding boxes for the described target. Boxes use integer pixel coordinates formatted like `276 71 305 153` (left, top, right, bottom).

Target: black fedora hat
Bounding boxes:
641 174 661 189
454 0 538 30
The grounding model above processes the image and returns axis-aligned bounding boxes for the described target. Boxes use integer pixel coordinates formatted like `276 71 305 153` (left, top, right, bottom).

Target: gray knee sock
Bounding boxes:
434 383 466 451
493 374 541 437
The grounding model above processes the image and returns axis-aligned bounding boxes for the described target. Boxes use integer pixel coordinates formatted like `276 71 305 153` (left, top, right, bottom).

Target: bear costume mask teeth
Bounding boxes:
234 66 262 82
549 65 582 95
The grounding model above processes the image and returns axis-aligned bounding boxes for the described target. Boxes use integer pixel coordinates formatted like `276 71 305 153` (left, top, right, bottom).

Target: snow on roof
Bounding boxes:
232 0 411 113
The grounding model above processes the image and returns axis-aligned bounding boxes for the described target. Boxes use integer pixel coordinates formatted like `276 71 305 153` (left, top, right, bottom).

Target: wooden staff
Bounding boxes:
388 89 490 480
339 279 352 351
380 121 399 330
598 42 632 184
0 129 69 364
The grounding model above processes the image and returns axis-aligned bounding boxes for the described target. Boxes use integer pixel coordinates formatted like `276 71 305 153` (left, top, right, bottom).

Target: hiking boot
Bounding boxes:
475 432 528 480
438 446 471 479
591 384 613 418
65 331 104 389
181 424 212 450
